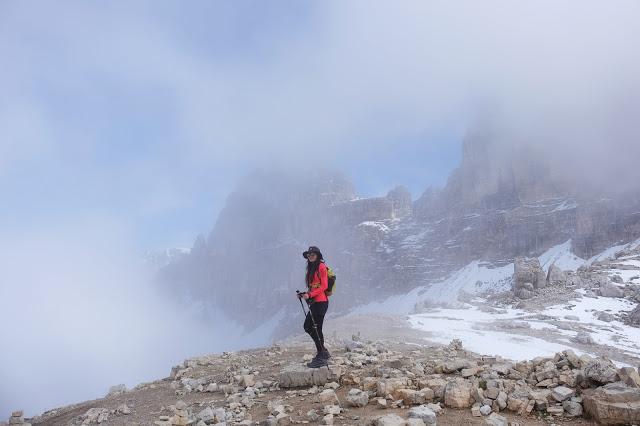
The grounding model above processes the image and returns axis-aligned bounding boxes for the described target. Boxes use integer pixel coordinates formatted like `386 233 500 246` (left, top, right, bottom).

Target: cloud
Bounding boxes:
3 1 639 204
171 0 640 183
0 219 269 418
0 102 55 174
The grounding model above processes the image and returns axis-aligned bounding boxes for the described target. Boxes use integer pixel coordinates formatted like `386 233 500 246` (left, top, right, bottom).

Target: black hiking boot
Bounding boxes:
306 357 328 368
318 349 331 360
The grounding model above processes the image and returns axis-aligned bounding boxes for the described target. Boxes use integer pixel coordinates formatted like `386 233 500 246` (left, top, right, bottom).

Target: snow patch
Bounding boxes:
407 291 640 363
353 261 512 315
408 307 577 361
588 237 640 264
538 240 586 272
589 243 629 264
552 199 578 212
358 221 390 232
543 291 640 358
425 261 513 304
401 228 432 247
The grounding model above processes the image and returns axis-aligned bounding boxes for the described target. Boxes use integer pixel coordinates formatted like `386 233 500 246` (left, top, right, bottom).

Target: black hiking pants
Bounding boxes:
304 300 328 353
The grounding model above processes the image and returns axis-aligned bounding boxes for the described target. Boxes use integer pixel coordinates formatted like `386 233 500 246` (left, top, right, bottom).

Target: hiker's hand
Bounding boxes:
302 293 309 300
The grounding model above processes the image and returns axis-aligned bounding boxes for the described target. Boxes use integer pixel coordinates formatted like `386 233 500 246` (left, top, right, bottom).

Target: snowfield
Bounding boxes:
407 305 576 360
407 291 640 365
542 291 640 356
352 238 640 364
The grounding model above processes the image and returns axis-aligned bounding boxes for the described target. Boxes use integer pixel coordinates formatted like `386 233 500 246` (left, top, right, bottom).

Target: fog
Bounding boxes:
2 1 639 191
0 220 273 417
1 0 640 419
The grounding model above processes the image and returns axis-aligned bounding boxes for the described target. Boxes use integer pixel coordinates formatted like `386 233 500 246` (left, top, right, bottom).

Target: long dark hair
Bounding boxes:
306 258 322 285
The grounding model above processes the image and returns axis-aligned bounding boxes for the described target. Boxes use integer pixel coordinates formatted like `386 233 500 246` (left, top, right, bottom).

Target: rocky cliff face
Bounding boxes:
157 127 640 338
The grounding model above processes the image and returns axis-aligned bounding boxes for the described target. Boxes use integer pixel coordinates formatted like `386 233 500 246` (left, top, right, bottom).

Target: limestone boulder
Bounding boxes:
278 364 341 388
346 389 369 408
407 405 437 425
547 264 567 285
444 380 473 409
598 281 624 298
583 382 640 425
618 367 640 388
377 378 411 398
513 257 546 293
371 414 407 426
584 358 619 385
629 304 640 326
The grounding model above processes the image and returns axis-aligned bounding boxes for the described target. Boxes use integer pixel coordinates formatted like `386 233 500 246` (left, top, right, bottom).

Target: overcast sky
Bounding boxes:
1 0 640 418
2 1 639 250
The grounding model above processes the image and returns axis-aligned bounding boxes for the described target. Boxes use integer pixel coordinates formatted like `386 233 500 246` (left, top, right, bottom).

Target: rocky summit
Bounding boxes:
12 333 640 426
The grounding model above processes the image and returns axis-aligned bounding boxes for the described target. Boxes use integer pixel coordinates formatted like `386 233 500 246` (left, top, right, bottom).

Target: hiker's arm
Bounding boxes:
307 264 328 298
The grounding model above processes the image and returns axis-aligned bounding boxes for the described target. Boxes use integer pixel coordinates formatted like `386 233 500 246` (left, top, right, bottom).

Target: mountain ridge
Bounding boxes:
157 125 640 338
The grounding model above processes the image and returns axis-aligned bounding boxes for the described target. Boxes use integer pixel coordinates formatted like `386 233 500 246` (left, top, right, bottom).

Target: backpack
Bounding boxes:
325 264 337 296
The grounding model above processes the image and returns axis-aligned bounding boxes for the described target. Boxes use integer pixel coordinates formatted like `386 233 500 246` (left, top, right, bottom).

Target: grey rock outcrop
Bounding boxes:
5 411 30 426
584 358 619 385
598 281 624 298
443 379 473 408
484 412 508 426
618 367 640 388
573 331 596 345
547 264 567 286
407 405 437 425
611 274 624 284
513 257 546 298
371 414 406 426
386 186 413 219
346 388 369 407
563 399 583 417
278 364 341 388
81 407 110 424
628 304 640 326
106 384 127 397
583 382 640 425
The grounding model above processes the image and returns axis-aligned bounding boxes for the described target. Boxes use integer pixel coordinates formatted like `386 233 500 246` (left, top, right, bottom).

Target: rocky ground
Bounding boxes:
9 320 640 426
6 245 640 426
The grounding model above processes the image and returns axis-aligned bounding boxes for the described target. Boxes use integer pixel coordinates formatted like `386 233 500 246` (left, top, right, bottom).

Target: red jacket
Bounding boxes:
307 262 328 302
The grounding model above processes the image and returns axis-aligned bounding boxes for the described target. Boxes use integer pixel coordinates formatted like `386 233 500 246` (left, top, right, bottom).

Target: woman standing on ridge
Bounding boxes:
298 246 331 368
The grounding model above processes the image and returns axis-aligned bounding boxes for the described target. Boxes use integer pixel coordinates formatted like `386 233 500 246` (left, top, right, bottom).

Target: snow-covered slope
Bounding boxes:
352 237 640 365
354 239 593 315
353 260 512 314
587 237 640 264
538 240 586 272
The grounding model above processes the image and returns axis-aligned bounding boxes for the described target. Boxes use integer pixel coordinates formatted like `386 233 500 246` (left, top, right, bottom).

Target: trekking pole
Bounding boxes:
296 290 323 345
296 290 309 315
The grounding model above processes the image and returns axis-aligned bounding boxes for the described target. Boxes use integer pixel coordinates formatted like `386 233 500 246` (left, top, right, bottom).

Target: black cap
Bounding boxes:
302 246 323 260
